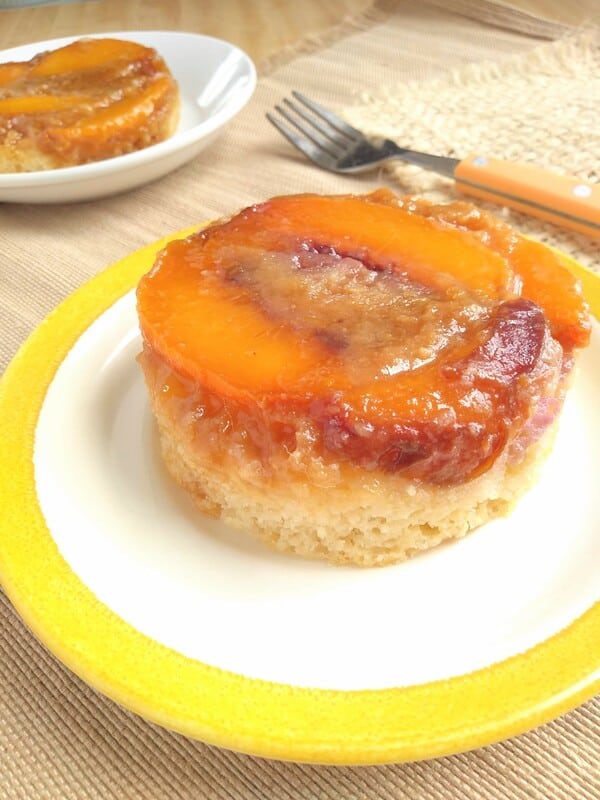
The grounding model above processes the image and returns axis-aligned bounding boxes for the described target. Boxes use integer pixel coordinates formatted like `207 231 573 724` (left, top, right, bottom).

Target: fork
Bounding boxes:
267 91 600 239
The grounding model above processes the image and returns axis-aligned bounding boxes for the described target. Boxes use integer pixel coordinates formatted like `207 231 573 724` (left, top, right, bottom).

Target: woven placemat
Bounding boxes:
343 28 600 270
1 2 599 798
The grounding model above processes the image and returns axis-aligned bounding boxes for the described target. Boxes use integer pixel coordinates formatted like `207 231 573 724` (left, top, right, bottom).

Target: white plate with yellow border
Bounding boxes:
0 229 599 764
0 32 256 203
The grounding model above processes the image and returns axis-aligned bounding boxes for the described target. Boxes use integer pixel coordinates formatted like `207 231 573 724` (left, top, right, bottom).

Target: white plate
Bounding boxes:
0 31 256 203
1 236 599 764
35 292 600 689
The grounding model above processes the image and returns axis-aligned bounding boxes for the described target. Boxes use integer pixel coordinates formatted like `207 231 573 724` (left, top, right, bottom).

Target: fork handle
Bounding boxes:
454 154 600 239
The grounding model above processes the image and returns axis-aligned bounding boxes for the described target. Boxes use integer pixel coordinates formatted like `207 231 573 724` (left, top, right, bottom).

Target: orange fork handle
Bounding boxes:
454 154 600 239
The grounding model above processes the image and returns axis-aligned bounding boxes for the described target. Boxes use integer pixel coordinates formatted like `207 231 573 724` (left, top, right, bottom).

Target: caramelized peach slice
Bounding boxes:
40 77 175 158
508 237 591 349
0 61 27 87
0 95 93 114
208 194 517 298
141 240 328 399
28 38 153 77
381 193 591 352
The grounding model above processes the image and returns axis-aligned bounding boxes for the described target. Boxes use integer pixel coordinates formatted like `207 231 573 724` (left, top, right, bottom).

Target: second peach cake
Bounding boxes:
0 37 179 172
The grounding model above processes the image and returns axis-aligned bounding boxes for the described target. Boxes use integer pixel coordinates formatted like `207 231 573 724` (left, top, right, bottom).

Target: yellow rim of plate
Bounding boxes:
1 228 599 766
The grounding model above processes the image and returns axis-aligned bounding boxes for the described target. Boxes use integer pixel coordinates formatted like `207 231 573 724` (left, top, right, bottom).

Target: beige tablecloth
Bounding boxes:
1 1 599 797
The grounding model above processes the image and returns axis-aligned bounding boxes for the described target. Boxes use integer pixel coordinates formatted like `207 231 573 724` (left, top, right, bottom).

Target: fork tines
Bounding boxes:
266 91 360 166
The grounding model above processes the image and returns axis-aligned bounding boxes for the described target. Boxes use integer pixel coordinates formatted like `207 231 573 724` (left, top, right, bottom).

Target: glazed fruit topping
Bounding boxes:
137 192 590 483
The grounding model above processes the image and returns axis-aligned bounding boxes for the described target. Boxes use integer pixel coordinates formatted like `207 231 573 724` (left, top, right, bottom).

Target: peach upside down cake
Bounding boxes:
136 191 590 566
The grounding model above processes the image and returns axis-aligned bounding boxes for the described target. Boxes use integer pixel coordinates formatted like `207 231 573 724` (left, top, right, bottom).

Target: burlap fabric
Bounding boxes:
1 1 599 797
